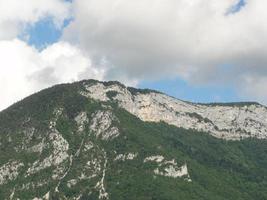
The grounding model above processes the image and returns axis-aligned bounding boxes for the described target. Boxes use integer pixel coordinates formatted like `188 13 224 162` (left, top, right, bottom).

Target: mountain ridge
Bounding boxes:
78 79 267 140
2 79 267 140
3 79 263 113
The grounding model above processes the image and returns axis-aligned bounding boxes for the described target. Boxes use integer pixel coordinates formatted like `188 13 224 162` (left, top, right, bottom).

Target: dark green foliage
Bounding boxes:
103 80 126 88
185 112 213 124
198 102 262 107
106 91 119 100
127 87 162 95
105 108 267 200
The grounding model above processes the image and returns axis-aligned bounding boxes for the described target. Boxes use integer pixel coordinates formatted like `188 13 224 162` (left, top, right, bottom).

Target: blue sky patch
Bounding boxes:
139 78 245 103
22 17 72 50
227 0 246 14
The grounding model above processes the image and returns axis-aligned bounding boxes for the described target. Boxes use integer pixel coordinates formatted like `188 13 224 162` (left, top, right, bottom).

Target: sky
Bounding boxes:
0 0 267 111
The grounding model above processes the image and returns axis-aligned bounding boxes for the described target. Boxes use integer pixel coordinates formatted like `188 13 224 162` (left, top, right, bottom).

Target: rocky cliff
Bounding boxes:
81 80 267 140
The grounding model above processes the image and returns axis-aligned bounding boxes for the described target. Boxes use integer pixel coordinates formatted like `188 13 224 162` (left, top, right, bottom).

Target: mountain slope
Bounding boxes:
0 80 267 200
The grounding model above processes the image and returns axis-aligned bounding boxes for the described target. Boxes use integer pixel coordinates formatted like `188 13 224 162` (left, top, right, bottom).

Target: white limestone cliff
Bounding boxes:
144 155 191 181
90 110 120 140
0 161 24 185
81 81 267 140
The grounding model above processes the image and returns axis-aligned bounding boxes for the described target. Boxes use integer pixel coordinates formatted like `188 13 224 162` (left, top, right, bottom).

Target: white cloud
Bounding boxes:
241 75 267 104
0 39 105 111
0 0 104 111
0 0 72 40
63 0 267 104
1 0 267 110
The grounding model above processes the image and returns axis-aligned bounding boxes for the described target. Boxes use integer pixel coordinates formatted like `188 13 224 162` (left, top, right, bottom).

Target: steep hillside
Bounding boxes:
0 80 267 200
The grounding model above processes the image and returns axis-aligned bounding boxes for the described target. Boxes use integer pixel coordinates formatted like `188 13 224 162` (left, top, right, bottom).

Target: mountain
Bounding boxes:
0 79 267 200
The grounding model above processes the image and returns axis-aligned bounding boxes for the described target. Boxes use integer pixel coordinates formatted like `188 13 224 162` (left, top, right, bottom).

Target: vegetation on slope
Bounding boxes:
0 81 266 200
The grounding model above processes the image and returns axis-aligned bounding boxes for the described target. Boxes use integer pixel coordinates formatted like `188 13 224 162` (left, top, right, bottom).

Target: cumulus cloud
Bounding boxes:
0 0 105 111
0 0 72 40
241 75 267 103
1 0 267 110
0 39 105 111
63 0 267 103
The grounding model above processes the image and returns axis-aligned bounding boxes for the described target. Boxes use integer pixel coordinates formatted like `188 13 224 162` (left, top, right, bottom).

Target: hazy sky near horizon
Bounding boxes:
0 0 267 111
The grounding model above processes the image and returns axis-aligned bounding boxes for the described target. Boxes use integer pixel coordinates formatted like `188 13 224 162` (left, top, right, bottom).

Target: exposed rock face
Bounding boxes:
26 131 69 177
75 112 89 132
82 82 267 140
144 155 165 163
90 110 120 140
0 161 24 185
144 155 191 181
114 153 138 161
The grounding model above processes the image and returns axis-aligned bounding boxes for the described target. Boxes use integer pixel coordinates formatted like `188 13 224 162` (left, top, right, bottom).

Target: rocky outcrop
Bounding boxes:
144 155 191 181
90 110 120 140
0 161 24 185
81 81 267 140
